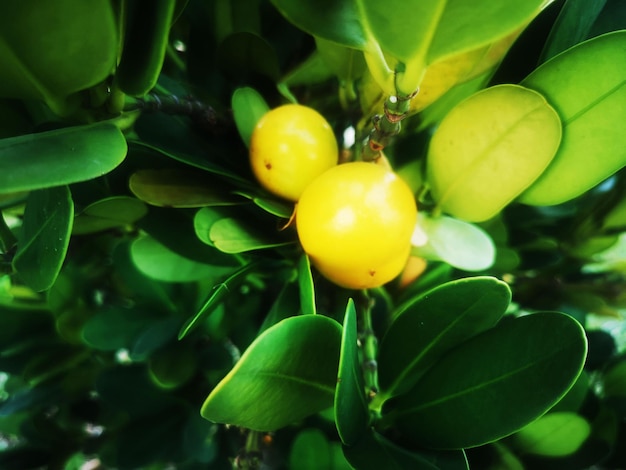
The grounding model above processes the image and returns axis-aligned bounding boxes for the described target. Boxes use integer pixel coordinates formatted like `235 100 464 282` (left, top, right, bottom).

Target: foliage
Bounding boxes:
0 1 625 469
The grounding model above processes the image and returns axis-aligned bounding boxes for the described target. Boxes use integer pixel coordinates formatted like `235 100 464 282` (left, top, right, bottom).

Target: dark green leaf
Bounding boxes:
0 123 127 193
129 169 241 208
343 428 468 470
258 279 299 334
539 0 608 63
0 0 118 114
72 196 148 235
178 262 256 340
378 277 511 399
298 254 316 315
335 299 369 445
385 312 588 450
289 429 332 470
81 306 159 351
13 186 74 291
201 314 342 431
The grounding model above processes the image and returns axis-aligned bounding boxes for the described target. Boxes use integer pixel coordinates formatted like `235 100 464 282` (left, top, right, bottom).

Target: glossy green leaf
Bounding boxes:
178 262 256 340
519 31 626 205
335 299 369 445
278 48 335 103
377 277 510 399
72 196 148 235
385 312 587 450
343 428 468 470
0 123 127 193
115 0 176 96
209 216 295 253
539 0 608 62
231 87 270 147
129 169 239 208
201 314 342 431
12 186 74 292
427 84 562 222
0 1 118 113
269 0 368 51
234 190 294 218
131 235 233 282
411 213 496 271
511 412 591 457
298 255 316 315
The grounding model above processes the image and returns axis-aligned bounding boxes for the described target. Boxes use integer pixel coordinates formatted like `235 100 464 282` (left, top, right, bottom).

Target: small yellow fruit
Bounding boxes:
296 162 417 289
249 104 338 201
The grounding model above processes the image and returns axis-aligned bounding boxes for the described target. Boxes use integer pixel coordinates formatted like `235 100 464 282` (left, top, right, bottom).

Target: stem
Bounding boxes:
362 91 417 161
358 291 380 401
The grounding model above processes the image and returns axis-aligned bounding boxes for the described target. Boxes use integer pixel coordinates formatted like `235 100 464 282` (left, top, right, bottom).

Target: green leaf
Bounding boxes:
129 169 240 208
81 306 158 351
148 342 197 389
72 196 148 235
131 235 233 282
343 428 468 470
13 186 74 292
411 213 496 271
278 49 335 103
231 87 270 147
427 84 562 222
269 0 368 51
209 216 295 253
335 299 369 445
201 314 342 431
298 255 316 315
539 0 608 62
385 312 588 450
0 123 127 193
288 429 353 469
519 31 626 205
258 280 299 334
511 412 591 457
0 0 118 113
177 262 257 340
377 277 510 399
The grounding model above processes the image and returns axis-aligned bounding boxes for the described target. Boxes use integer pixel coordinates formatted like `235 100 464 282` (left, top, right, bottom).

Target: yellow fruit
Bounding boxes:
249 104 338 201
296 162 417 289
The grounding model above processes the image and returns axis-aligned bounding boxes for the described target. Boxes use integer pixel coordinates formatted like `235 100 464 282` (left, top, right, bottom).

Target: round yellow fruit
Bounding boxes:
249 104 338 201
296 162 418 289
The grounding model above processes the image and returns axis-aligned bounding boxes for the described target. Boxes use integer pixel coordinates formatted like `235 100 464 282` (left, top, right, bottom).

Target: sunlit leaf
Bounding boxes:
427 84 562 222
411 213 496 271
520 31 626 205
511 412 591 457
231 87 270 147
201 315 342 431
209 217 295 253
385 312 587 449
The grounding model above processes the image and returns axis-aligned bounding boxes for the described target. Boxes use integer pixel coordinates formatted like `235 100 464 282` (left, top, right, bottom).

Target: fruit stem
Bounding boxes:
358 290 380 401
362 91 417 162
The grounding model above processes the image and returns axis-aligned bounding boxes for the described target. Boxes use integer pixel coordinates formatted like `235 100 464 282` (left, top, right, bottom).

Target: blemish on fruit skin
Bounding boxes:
265 161 272 170
369 270 376 277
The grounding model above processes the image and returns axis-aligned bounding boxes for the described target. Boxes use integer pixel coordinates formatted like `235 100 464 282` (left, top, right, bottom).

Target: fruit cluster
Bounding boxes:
249 104 417 289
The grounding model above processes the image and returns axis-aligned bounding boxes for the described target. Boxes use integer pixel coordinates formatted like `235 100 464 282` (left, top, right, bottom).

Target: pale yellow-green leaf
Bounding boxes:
427 84 562 222
519 31 626 205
